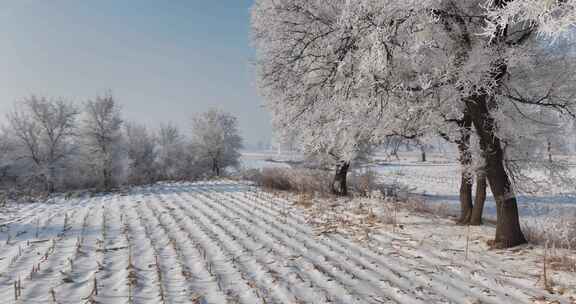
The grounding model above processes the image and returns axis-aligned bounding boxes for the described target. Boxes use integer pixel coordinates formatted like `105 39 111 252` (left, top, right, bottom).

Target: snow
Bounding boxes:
365 153 576 236
0 180 573 303
240 151 292 170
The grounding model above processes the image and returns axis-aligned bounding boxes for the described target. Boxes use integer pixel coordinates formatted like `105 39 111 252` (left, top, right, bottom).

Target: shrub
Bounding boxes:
243 167 332 195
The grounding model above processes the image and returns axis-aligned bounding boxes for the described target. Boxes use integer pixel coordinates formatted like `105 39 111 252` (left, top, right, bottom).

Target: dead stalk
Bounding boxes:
543 241 549 290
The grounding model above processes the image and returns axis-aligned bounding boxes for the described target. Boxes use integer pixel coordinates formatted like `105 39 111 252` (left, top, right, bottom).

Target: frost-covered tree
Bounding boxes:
269 98 376 196
191 109 243 177
486 0 576 39
125 122 157 185
6 96 79 192
251 0 406 195
156 123 187 180
80 94 124 191
0 130 19 189
297 120 375 196
252 0 576 247
438 119 489 225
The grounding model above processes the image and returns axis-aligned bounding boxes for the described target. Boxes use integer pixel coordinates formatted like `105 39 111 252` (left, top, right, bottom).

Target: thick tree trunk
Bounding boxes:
466 96 526 248
458 173 473 224
457 113 473 224
463 13 525 246
470 172 487 225
331 161 350 196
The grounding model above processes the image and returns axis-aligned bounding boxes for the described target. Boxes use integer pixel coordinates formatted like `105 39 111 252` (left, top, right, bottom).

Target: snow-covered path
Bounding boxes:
0 181 572 303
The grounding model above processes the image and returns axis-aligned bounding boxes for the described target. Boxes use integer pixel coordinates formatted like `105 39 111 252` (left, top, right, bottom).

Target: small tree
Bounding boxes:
80 94 124 191
0 130 19 189
191 109 243 177
156 123 187 180
288 119 375 197
125 122 157 185
7 96 79 193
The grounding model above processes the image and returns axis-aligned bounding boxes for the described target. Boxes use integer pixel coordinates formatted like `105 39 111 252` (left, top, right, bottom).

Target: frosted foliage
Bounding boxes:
252 0 431 162
156 124 187 180
6 96 79 191
252 0 576 179
80 94 124 189
191 109 243 175
125 122 157 185
486 0 576 39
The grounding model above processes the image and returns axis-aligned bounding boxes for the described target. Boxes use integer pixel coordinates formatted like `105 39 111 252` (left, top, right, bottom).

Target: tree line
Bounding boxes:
0 94 242 194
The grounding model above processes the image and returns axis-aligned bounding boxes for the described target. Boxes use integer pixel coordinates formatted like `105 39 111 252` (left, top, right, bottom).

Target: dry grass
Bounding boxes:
348 170 379 197
547 254 576 272
521 216 576 273
521 217 576 249
402 197 456 218
294 193 314 209
243 167 332 196
242 167 409 201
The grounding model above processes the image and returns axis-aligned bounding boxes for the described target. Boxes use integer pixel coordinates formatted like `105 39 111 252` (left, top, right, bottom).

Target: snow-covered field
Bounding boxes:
0 180 574 303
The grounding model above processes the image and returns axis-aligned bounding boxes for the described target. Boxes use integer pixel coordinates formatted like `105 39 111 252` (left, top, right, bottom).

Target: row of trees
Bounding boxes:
252 0 576 247
0 95 242 193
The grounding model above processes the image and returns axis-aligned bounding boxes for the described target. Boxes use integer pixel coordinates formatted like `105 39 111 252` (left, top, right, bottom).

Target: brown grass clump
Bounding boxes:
403 198 455 218
520 214 576 275
245 167 332 195
548 255 576 272
294 193 314 208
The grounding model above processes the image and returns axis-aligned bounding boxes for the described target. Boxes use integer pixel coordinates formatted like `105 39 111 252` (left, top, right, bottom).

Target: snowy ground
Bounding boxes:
0 180 574 303
366 153 576 236
239 151 298 170
241 151 576 231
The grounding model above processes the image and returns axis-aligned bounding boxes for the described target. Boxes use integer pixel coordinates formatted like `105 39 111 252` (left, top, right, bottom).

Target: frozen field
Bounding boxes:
0 181 574 303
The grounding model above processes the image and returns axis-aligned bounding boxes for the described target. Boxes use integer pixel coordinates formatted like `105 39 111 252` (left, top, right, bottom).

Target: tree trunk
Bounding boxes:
392 150 400 161
547 140 552 162
103 166 114 192
466 96 526 248
331 161 350 196
463 14 526 246
103 168 109 191
212 158 220 177
459 174 473 224
46 167 56 193
457 113 473 224
46 180 55 194
420 145 426 162
470 172 487 225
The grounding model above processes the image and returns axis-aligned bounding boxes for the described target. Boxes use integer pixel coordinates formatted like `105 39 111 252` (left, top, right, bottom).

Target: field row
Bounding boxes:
0 181 570 303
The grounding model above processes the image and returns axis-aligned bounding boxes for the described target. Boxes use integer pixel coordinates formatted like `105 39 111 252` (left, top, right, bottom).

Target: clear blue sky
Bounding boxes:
0 1 271 147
